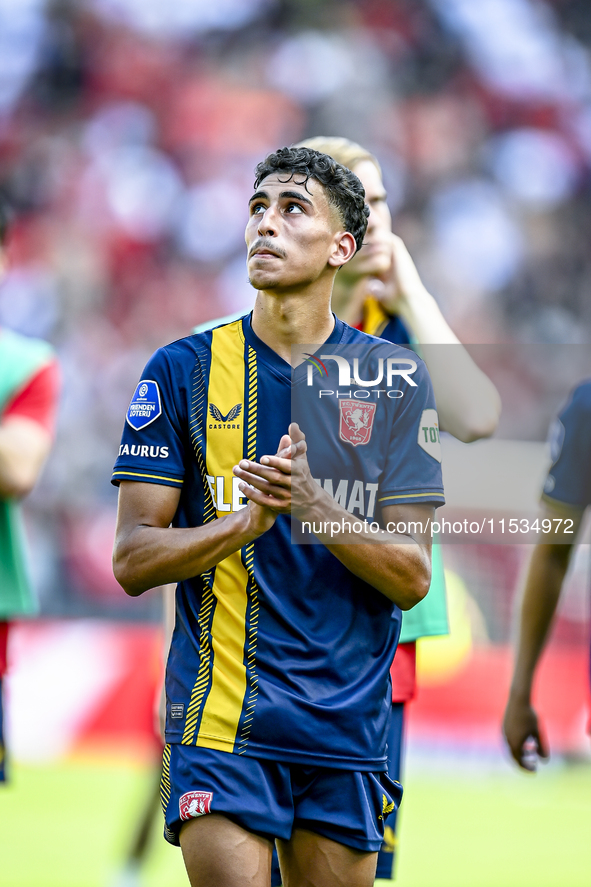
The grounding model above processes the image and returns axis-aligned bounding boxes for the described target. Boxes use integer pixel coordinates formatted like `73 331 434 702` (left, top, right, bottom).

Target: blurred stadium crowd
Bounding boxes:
0 0 590 631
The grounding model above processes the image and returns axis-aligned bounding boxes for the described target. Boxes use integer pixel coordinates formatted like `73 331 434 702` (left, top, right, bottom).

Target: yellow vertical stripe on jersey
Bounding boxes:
237 346 259 752
197 321 249 751
181 348 217 745
160 744 171 813
362 296 389 337
181 585 216 744
189 346 217 525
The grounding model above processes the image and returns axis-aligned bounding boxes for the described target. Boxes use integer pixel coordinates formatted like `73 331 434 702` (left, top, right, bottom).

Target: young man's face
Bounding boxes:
245 173 353 292
343 159 392 278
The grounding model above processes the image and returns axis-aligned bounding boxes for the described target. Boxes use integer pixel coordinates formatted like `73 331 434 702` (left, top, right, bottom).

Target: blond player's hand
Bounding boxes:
366 233 426 315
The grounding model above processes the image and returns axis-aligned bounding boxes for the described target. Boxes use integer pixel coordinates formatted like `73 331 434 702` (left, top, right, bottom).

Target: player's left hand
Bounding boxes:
232 423 318 515
502 695 549 772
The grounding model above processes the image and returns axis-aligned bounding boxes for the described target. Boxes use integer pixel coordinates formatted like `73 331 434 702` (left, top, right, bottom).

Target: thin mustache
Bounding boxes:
248 239 287 259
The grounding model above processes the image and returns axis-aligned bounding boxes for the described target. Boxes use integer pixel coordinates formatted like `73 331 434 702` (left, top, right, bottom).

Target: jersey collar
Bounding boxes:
241 312 347 380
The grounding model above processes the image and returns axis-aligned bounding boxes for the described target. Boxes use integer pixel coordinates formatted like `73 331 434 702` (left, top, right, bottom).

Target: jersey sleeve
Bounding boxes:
111 347 187 489
378 357 445 509
542 380 591 510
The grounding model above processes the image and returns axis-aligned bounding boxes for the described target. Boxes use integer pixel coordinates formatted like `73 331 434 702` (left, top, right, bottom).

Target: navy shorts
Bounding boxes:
160 743 402 854
375 701 406 879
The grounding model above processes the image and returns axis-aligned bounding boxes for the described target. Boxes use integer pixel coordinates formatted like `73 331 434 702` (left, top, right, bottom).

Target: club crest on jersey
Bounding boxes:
209 403 242 429
126 380 162 431
339 400 376 447
179 790 213 821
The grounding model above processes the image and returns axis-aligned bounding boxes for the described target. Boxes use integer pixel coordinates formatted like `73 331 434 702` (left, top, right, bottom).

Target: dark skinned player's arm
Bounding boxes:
233 429 434 611
322 502 434 610
114 480 432 607
112 480 276 596
503 502 583 769
114 435 292 596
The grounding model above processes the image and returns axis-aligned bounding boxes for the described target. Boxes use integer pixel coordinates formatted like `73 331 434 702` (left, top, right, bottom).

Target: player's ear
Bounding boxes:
328 231 357 268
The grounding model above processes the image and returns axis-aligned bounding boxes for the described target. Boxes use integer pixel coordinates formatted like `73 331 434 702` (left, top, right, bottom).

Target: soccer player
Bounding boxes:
299 136 500 880
503 379 591 771
112 146 445 887
0 199 60 783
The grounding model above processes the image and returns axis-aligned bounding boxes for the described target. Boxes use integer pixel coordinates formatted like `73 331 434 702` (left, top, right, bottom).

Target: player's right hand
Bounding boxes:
502 695 549 772
240 434 293 536
244 500 277 537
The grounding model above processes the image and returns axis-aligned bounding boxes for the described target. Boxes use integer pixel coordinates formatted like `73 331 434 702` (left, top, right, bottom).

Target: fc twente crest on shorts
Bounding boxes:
179 790 213 821
339 400 376 447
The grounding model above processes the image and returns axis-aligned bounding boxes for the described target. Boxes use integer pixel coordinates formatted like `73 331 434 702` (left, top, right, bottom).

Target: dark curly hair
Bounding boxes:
254 146 369 252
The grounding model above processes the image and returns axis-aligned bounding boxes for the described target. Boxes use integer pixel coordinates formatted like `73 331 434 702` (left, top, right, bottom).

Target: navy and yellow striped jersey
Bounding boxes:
112 314 444 769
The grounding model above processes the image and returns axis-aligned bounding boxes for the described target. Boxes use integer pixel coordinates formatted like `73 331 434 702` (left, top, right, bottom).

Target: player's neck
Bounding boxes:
331 273 366 327
252 290 335 365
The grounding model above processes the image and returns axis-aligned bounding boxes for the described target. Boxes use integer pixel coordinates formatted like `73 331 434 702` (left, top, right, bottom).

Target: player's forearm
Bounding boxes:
300 494 432 608
396 282 460 346
113 509 262 596
396 288 500 442
509 543 571 701
422 345 500 442
325 538 431 608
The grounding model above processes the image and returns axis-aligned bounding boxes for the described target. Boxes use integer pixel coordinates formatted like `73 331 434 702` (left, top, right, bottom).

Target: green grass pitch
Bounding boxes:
1 757 590 886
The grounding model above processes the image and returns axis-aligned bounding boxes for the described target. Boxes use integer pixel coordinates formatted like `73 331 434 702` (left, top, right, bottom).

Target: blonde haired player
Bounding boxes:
299 136 500 881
